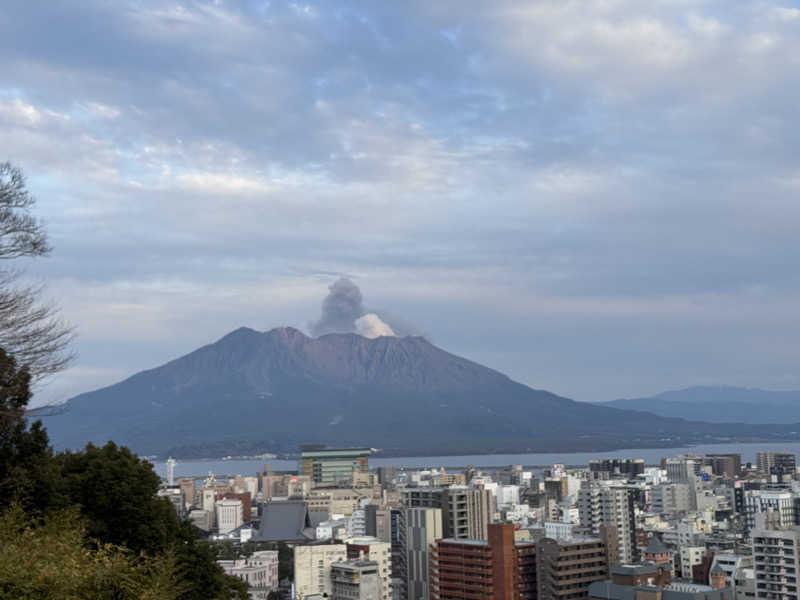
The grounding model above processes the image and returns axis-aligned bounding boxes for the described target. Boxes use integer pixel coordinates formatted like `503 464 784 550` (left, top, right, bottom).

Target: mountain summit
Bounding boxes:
41 327 800 457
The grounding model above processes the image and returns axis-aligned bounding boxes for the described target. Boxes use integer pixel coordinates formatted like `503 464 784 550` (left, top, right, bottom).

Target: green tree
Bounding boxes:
174 520 248 600
0 348 61 512
0 503 188 599
56 441 179 556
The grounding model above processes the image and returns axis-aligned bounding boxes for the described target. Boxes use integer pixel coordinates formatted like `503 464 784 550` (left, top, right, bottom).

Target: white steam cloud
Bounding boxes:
310 277 423 339
355 313 396 339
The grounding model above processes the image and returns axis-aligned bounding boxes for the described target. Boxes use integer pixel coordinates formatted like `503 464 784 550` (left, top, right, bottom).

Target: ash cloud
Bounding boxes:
310 277 419 338
309 278 365 336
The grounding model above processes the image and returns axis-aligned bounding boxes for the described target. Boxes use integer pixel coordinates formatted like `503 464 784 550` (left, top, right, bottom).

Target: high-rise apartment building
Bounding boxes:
404 488 445 509
578 484 637 564
537 536 610 600
752 523 800 600
404 487 495 541
442 487 495 540
757 453 797 479
293 542 348 598
431 523 536 600
406 507 443 600
299 446 371 486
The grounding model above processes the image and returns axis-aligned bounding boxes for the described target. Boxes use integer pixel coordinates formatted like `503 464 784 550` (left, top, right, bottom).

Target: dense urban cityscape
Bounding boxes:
151 445 800 600
3 1 800 599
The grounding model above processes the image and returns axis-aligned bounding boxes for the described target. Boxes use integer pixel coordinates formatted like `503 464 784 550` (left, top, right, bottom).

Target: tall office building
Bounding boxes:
441 487 495 541
431 523 536 600
752 522 800 600
299 446 371 486
406 507 443 600
578 484 638 564
757 453 797 479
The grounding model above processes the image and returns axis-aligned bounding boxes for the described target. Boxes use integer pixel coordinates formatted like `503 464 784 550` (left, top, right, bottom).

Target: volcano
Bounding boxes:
40 327 800 457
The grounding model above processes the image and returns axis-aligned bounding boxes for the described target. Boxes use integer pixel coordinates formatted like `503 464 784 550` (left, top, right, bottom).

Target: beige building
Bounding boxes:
293 543 348 598
442 487 495 540
306 487 376 517
346 536 393 600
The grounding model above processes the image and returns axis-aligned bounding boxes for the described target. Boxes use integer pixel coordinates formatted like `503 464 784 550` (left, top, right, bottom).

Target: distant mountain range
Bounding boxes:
602 386 800 424
39 328 800 458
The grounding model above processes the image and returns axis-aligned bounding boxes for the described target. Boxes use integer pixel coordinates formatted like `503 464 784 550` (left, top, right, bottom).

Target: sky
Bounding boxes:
3 0 800 405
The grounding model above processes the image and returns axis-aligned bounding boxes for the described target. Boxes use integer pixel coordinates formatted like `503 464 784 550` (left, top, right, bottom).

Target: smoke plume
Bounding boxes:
355 313 396 339
310 277 419 339
309 278 364 336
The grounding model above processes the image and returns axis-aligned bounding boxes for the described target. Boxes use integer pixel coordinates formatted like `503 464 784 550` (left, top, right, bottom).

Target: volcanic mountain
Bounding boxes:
40 327 800 457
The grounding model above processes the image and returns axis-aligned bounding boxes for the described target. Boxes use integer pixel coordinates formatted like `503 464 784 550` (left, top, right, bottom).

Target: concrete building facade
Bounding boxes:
293 543 348 598
406 507 443 600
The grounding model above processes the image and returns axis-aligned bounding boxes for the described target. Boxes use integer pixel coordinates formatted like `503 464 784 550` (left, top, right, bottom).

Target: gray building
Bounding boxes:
331 561 382 600
405 507 442 600
578 483 638 564
652 483 692 516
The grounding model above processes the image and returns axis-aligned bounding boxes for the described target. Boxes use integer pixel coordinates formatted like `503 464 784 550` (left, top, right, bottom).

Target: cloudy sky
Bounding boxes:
3 0 800 405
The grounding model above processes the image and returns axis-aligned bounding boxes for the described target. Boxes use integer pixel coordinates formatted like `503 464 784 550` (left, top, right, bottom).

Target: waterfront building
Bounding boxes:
299 446 371 486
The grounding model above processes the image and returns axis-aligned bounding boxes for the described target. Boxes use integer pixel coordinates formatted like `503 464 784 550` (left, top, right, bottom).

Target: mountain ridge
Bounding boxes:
602 385 800 424
40 327 800 458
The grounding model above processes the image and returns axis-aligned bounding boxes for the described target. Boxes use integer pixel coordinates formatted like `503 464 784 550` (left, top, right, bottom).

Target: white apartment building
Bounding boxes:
578 482 636 563
215 498 243 534
752 525 800 600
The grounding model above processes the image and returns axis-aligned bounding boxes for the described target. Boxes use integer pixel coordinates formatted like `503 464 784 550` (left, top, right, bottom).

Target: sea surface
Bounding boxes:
152 441 800 479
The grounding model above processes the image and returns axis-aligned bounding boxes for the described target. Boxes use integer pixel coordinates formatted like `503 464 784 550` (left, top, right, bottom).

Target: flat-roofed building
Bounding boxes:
431 523 536 600
537 536 609 600
331 561 382 600
294 542 348 598
300 446 372 486
406 507 442 600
